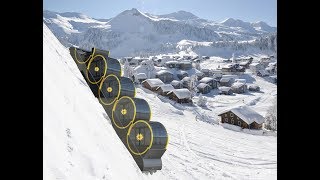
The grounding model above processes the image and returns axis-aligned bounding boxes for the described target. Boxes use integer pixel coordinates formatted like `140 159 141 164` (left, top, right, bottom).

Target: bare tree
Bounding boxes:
264 98 277 131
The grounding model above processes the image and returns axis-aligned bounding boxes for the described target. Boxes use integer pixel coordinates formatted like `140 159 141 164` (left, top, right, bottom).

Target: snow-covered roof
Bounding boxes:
201 68 210 72
178 60 192 64
135 73 147 79
142 78 164 88
218 86 231 91
156 70 173 75
168 89 191 99
250 63 261 67
221 64 234 69
197 83 210 89
234 79 246 83
199 77 214 83
219 106 265 125
177 70 188 75
239 61 249 65
165 61 178 64
248 84 260 89
231 82 246 88
171 80 182 85
269 75 277 79
156 84 174 92
220 78 232 83
182 77 191 81
222 75 238 79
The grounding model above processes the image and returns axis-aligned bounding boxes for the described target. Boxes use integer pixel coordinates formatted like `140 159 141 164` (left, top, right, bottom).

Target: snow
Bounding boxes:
197 83 210 89
142 78 164 88
220 77 232 83
219 86 232 91
44 9 277 179
44 9 276 58
199 77 214 83
156 69 173 75
43 23 143 179
135 73 147 79
231 82 246 88
169 89 192 99
156 84 175 92
219 106 265 125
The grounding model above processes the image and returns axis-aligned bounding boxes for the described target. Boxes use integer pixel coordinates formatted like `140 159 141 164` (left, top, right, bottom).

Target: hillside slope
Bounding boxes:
43 23 144 179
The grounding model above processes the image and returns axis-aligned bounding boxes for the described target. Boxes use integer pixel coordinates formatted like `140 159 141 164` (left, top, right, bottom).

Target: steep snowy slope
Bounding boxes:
43 23 144 179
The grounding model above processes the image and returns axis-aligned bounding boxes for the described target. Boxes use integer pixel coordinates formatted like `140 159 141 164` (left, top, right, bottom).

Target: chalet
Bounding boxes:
199 77 218 89
250 63 265 74
181 77 191 88
219 78 233 87
134 73 147 83
195 71 204 80
171 80 183 89
201 68 213 77
218 106 265 129
165 61 178 68
142 78 165 91
221 63 245 73
197 83 211 94
156 84 175 96
167 89 192 103
177 60 193 70
155 70 174 83
177 71 189 80
239 60 251 69
218 86 233 95
231 82 247 94
248 84 260 91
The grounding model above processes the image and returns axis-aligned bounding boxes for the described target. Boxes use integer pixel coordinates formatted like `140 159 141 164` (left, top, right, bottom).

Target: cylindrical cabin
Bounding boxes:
99 76 136 106
112 97 151 129
126 121 168 157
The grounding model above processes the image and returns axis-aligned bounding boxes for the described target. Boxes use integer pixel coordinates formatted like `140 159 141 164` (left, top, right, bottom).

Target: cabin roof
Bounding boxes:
199 77 214 83
156 84 175 92
218 106 265 124
218 86 232 92
142 78 164 88
231 82 246 89
168 89 192 99
156 70 173 75
197 83 210 89
135 73 147 79
220 78 232 83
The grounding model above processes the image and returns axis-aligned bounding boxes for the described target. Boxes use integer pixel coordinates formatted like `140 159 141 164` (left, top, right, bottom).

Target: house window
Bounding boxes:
231 118 234 124
238 121 242 126
230 113 234 117
224 114 228 117
225 118 228 123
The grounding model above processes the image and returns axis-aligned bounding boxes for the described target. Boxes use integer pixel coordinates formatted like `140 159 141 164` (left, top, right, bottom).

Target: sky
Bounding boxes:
43 0 277 26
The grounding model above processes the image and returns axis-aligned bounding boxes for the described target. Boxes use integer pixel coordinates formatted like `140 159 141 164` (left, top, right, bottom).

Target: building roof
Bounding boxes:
220 77 232 83
250 62 261 67
218 86 232 92
142 78 164 88
181 77 191 82
165 61 178 64
234 79 246 84
231 82 246 89
199 77 214 83
178 60 192 65
135 73 147 79
197 83 210 89
218 106 265 125
156 70 173 75
239 61 249 65
171 80 182 86
156 84 175 92
177 70 188 75
168 89 192 99
248 84 260 89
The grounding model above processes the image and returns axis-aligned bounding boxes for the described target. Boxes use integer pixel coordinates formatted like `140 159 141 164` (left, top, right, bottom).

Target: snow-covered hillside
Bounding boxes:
43 23 144 179
43 8 277 57
43 19 276 179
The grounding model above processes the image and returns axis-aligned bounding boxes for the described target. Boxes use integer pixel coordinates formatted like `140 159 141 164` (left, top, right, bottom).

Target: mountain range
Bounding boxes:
43 8 277 57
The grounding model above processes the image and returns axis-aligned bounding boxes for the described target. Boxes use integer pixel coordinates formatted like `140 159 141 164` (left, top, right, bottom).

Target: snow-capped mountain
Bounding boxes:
43 8 276 57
